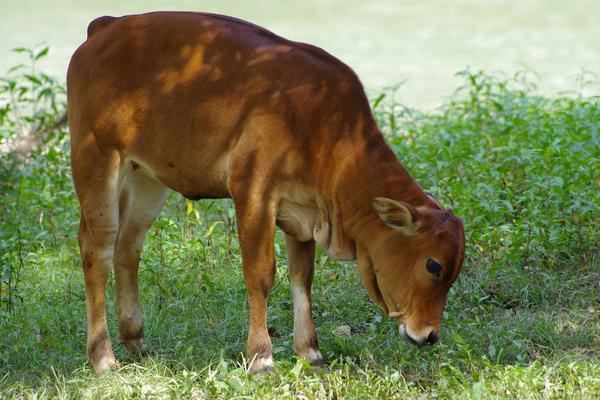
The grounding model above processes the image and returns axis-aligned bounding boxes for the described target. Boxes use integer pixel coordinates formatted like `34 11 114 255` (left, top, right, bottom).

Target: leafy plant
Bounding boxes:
0 45 65 157
0 45 68 313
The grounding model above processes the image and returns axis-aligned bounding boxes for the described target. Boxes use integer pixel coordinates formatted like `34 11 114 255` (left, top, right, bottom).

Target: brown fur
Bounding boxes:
67 11 465 374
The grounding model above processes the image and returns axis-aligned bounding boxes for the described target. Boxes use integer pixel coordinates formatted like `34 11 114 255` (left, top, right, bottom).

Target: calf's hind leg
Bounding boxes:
72 141 121 375
114 168 168 354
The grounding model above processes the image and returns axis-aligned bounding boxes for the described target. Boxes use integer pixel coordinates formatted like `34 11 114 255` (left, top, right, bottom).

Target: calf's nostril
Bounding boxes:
425 330 438 345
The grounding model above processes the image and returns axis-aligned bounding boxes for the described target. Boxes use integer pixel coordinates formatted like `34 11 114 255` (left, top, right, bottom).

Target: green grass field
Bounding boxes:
1 50 599 399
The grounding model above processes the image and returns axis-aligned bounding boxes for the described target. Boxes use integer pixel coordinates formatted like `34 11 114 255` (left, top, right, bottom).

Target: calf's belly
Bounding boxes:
123 148 232 200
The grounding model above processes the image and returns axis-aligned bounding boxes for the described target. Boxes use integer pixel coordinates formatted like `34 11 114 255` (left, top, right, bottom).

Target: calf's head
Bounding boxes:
357 197 465 346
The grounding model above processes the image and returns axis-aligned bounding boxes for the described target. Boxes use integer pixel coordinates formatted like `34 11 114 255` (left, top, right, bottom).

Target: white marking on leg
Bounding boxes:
292 283 322 364
250 355 273 372
299 347 323 364
292 284 312 343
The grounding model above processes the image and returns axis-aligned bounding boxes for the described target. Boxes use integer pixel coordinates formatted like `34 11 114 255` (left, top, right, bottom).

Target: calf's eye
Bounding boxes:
426 259 442 278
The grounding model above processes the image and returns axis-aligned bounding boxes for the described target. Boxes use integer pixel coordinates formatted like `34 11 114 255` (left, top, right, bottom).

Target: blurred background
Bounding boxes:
1 0 599 108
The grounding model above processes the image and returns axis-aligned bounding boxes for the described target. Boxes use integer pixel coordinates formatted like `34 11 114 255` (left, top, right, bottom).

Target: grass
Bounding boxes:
1 49 599 398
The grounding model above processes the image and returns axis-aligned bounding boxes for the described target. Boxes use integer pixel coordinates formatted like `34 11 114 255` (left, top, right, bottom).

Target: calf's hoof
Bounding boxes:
120 336 148 355
248 356 275 375
309 357 326 368
92 355 119 376
301 352 327 374
298 348 326 368
89 338 119 375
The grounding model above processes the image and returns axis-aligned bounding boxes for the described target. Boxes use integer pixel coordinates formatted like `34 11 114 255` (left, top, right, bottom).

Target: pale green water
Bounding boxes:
1 0 599 107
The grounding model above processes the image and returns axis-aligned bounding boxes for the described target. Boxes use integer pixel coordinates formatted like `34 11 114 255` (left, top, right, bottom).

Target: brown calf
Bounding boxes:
67 12 465 374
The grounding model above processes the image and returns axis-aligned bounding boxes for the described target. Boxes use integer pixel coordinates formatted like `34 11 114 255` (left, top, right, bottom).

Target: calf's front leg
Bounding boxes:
285 235 324 366
232 189 278 374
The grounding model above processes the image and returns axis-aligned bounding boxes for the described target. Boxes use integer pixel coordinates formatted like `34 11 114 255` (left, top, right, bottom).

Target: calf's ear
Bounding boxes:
373 197 421 236
426 192 444 209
